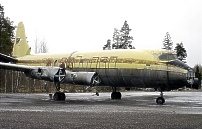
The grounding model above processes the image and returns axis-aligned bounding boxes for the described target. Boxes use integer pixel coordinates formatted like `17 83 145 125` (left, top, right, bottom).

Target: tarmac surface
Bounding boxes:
0 91 202 129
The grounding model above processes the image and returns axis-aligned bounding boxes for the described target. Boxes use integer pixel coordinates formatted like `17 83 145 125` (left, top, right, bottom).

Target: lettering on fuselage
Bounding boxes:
18 57 158 69
17 54 186 74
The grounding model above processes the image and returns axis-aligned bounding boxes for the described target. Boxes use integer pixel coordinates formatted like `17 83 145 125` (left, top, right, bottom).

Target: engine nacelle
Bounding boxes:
24 67 66 82
24 66 100 86
64 71 100 86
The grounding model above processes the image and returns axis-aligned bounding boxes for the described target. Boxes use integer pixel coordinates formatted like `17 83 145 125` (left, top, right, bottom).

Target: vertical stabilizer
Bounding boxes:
12 22 31 57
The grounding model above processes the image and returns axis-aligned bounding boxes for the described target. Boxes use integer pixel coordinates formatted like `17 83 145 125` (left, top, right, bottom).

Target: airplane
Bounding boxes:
0 22 196 104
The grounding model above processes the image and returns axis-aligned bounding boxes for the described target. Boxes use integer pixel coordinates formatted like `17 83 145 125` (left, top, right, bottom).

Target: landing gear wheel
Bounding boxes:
111 92 116 99
53 92 66 101
156 97 165 104
96 92 99 96
60 92 66 100
53 92 61 101
116 92 122 99
111 92 122 99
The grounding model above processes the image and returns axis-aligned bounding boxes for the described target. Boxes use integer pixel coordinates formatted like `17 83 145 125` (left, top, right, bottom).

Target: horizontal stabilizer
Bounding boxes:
0 53 17 63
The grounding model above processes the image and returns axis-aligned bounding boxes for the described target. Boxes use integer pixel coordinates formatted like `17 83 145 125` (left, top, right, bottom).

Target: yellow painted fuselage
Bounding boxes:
16 49 189 89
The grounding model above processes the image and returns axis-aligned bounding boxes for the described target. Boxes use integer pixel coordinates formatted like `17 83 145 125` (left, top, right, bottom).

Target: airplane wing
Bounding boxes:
0 62 31 72
0 62 66 83
0 62 100 86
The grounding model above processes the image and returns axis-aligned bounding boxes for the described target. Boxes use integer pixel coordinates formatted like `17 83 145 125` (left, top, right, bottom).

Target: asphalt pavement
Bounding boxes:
0 91 202 129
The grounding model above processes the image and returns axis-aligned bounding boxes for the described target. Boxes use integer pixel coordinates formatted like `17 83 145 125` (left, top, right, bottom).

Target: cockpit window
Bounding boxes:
159 53 177 61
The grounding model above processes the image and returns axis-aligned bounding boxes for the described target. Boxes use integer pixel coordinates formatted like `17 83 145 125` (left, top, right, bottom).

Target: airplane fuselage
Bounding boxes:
0 22 195 103
16 49 191 90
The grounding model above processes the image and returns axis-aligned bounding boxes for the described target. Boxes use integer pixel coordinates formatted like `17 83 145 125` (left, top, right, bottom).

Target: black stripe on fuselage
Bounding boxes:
71 67 188 90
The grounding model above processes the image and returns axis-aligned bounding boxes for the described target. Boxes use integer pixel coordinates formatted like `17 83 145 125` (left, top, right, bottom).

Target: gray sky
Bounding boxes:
1 0 202 67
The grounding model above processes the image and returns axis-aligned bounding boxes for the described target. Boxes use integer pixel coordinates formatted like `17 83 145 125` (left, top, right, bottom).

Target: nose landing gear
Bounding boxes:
156 90 165 104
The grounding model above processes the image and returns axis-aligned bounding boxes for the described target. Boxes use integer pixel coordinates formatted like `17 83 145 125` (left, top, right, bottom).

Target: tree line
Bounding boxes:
103 21 188 63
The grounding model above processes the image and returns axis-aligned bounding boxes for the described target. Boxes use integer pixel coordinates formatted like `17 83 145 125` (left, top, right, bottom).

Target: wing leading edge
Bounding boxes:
0 62 99 87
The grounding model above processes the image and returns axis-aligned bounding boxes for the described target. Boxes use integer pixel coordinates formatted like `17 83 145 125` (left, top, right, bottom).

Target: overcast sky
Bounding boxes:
1 0 202 67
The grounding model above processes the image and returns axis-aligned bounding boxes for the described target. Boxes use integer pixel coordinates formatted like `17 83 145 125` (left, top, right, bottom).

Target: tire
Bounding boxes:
111 92 122 99
156 97 165 104
60 93 66 101
53 92 61 101
111 92 116 99
116 92 122 99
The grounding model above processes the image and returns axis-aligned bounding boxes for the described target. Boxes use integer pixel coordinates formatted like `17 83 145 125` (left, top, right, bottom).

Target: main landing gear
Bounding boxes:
111 87 122 99
52 67 66 101
156 90 165 104
53 82 66 101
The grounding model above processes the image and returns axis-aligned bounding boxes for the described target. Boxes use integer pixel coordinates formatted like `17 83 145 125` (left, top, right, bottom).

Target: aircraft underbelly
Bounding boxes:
72 68 188 89
98 68 126 86
97 68 147 87
101 69 187 89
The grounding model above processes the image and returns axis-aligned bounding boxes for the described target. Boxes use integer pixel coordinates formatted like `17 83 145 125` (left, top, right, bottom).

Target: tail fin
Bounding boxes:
12 22 31 58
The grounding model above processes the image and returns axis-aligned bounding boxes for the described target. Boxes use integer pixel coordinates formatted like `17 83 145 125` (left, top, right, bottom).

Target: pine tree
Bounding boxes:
120 20 134 49
112 28 121 49
174 42 187 63
103 39 111 50
0 4 15 55
106 21 135 50
162 32 173 51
